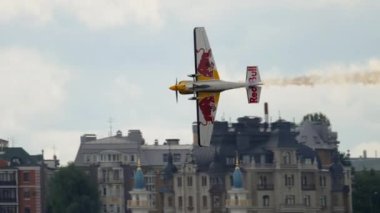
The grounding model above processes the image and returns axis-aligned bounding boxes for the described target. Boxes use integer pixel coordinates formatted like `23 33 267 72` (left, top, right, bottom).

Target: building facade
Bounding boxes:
0 139 58 213
74 115 352 213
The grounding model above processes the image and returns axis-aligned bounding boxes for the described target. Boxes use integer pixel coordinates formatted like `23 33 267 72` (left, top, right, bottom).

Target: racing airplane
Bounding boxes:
169 27 263 146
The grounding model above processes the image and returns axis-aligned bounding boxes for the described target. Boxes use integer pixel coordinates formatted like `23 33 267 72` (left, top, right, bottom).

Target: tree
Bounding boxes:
339 151 352 166
302 112 331 126
48 163 100 213
353 169 380 213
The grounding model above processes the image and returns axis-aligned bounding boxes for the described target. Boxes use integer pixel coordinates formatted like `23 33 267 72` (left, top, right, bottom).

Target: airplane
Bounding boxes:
169 27 263 147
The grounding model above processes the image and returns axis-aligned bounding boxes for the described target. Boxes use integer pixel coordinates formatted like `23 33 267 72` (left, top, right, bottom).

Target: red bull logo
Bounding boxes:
199 96 215 125
247 66 258 83
196 48 215 78
249 87 258 103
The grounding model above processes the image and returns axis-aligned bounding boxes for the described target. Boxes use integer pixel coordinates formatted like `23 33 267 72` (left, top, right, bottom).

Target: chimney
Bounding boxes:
166 139 180 146
363 150 367 159
80 134 97 143
116 130 122 137
264 102 269 131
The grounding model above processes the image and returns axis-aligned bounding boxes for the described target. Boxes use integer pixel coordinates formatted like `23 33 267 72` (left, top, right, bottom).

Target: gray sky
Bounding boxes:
0 0 379 164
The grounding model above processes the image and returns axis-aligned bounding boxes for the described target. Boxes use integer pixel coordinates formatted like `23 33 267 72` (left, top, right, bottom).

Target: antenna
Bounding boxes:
11 137 15 147
221 112 225 121
108 117 113 136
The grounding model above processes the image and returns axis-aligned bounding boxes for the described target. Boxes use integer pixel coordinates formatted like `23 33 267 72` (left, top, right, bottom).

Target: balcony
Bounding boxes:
225 199 250 207
302 184 316 190
0 198 17 203
0 181 16 186
257 184 274 190
280 164 298 169
98 178 123 184
127 200 150 208
280 203 306 211
253 163 275 169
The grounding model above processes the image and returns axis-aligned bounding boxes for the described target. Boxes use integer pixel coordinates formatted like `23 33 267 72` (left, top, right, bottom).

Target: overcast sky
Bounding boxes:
0 0 379 164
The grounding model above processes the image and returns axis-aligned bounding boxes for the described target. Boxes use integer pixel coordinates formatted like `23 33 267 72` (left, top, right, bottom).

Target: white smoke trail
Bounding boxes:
264 59 380 86
265 70 380 86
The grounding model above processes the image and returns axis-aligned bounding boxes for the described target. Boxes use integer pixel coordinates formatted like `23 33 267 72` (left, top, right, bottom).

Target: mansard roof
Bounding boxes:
0 147 39 166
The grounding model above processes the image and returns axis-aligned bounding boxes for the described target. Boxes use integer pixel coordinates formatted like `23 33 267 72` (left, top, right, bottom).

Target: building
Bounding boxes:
74 130 192 213
74 113 352 213
166 116 352 213
0 139 55 213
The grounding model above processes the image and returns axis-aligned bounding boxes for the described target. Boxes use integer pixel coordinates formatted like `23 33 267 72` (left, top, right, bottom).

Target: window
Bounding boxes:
168 196 173 207
178 196 183 208
85 155 90 162
263 195 270 207
103 205 107 213
285 195 295 205
243 155 250 164
131 155 135 162
285 174 294 186
24 207 30 213
113 170 120 180
177 177 182 187
260 154 266 164
226 157 234 165
188 196 193 207
213 196 221 208
302 175 307 185
201 176 207 186
163 154 168 162
304 195 311 206
202 195 208 208
320 195 327 208
103 187 106 196
259 175 267 186
305 158 312 164
23 172 30 182
187 176 193 187
115 185 120 196
173 153 181 162
320 176 326 187
283 152 291 164
23 189 30 199
102 169 107 182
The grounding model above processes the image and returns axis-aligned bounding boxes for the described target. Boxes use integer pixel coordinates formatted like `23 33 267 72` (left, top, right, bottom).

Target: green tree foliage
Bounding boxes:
302 112 331 126
48 163 100 213
339 152 352 166
353 169 380 213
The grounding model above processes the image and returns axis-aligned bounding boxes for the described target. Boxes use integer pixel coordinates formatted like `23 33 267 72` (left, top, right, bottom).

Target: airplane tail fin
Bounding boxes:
246 66 262 103
246 66 261 84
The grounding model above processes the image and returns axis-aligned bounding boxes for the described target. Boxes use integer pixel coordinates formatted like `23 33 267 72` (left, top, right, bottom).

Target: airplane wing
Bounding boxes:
194 27 220 81
196 92 220 146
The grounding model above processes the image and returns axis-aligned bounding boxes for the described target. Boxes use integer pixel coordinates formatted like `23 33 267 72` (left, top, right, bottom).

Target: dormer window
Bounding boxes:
11 157 21 165
282 152 291 164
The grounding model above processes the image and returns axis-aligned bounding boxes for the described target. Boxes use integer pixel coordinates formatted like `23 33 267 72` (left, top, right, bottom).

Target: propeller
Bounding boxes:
175 78 178 103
